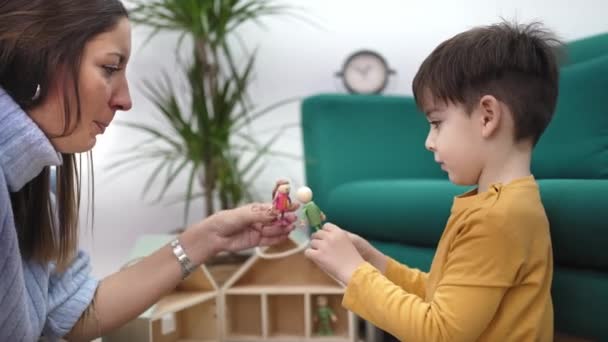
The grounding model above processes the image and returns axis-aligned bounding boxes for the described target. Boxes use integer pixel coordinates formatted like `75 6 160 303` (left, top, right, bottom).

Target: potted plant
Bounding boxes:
109 0 302 225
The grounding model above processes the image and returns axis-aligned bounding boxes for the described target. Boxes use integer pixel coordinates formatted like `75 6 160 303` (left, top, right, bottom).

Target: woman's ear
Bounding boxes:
478 95 502 139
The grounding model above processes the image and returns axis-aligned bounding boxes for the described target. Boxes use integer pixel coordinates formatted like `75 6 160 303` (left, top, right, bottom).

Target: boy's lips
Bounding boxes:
436 160 446 170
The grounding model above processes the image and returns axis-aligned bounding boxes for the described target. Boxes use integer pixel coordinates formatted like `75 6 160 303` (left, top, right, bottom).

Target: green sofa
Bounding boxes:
300 33 608 340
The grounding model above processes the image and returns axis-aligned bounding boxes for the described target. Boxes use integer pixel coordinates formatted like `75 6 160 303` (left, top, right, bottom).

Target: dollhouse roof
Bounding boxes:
127 234 218 319
222 232 344 291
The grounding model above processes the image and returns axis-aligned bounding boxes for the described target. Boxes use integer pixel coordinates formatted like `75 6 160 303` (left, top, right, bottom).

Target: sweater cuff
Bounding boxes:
43 251 99 338
342 262 378 311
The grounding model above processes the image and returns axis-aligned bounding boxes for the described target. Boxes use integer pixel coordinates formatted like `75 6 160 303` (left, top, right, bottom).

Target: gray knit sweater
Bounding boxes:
0 88 98 341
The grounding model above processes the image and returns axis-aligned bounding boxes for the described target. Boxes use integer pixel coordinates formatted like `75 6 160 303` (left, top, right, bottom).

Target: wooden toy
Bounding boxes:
221 237 357 341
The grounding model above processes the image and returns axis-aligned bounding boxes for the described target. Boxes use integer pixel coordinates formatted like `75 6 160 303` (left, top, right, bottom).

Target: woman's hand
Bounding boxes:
68 202 298 341
186 202 299 263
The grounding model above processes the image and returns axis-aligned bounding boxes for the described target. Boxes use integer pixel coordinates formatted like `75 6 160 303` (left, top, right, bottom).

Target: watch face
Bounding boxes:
342 51 389 94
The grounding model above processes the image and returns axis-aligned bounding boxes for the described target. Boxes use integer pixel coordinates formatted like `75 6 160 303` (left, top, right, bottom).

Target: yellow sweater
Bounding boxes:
343 176 553 341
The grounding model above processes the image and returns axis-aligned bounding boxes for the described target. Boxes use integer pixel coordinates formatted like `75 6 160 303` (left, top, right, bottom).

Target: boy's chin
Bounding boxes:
447 173 477 187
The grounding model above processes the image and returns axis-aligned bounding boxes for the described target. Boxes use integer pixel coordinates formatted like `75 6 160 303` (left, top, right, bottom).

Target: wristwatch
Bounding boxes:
170 238 196 279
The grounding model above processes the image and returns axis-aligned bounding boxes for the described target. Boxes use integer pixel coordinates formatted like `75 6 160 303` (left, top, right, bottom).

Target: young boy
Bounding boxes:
305 21 561 341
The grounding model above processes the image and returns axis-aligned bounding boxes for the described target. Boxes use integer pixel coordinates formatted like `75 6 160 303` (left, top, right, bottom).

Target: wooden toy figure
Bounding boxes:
272 179 296 223
314 295 337 336
296 186 326 231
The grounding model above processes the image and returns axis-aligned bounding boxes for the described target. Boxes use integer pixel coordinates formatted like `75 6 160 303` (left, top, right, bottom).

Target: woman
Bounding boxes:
0 1 296 341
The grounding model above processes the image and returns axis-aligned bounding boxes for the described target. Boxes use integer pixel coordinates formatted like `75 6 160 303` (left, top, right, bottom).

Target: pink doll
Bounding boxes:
272 179 295 223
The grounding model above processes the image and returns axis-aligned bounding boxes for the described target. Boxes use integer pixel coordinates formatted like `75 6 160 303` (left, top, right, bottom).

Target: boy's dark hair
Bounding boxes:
412 21 564 145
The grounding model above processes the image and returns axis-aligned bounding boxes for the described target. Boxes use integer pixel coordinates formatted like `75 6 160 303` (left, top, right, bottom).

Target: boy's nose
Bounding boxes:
425 132 436 152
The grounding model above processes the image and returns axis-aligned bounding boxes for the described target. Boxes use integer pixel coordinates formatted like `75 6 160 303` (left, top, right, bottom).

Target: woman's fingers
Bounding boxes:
235 203 279 225
259 233 290 246
253 223 294 237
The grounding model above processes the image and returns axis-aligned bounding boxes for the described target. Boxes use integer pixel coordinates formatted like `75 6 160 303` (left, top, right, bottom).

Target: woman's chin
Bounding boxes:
86 136 97 150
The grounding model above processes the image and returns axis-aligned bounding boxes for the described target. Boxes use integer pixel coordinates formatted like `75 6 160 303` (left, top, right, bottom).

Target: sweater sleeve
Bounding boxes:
342 213 524 342
384 257 428 298
0 188 33 341
43 251 99 339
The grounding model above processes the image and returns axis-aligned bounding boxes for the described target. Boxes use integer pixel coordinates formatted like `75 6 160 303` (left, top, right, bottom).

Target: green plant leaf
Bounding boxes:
120 0 312 220
182 164 199 224
236 127 284 178
232 96 301 131
154 157 191 203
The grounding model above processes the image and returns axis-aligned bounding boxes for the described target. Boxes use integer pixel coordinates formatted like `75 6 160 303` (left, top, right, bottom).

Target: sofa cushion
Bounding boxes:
301 94 447 212
369 243 608 339
327 178 608 271
532 55 608 179
370 240 435 271
366 245 608 340
561 32 608 66
553 267 608 340
538 179 608 271
370 242 608 339
372 243 608 340
326 179 467 247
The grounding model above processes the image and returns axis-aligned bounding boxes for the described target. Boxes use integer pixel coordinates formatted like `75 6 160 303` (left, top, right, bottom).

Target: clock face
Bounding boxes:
342 51 389 94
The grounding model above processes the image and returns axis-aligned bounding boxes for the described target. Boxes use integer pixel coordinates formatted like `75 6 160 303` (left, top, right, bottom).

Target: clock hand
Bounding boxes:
354 65 367 75
361 64 372 76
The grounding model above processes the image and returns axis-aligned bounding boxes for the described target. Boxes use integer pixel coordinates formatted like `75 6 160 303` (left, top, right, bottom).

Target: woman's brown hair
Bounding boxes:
0 0 128 270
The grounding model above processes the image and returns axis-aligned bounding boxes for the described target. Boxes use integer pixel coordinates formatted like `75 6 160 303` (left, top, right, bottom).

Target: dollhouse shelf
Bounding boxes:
150 292 217 320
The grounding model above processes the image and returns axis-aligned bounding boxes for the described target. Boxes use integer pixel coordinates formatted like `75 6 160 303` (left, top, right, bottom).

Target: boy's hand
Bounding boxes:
305 223 365 284
347 231 373 258
347 231 388 273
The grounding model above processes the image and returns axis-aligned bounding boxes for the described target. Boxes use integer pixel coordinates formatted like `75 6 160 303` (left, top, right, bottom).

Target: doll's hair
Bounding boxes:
272 179 290 199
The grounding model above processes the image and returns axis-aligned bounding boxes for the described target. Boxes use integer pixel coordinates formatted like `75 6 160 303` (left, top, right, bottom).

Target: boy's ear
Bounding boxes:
477 95 502 139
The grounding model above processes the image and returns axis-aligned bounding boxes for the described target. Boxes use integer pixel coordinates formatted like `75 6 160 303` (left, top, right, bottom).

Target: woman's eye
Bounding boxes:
103 65 121 76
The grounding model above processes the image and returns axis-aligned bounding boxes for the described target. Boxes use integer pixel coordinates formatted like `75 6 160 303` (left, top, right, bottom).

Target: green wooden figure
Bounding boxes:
295 186 326 231
314 295 337 336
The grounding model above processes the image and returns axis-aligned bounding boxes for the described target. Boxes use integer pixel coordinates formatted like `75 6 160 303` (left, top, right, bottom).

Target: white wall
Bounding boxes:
81 0 608 278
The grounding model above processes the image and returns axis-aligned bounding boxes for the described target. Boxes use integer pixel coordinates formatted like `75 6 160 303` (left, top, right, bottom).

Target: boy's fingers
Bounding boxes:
304 247 319 260
322 223 337 231
311 229 328 240
309 238 321 250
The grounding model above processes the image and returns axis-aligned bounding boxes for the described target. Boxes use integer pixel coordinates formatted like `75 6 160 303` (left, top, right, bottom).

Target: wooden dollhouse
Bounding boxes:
220 238 358 342
103 234 220 342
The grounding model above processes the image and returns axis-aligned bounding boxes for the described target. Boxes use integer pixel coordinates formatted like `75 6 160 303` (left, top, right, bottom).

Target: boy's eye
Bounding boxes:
430 121 441 128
